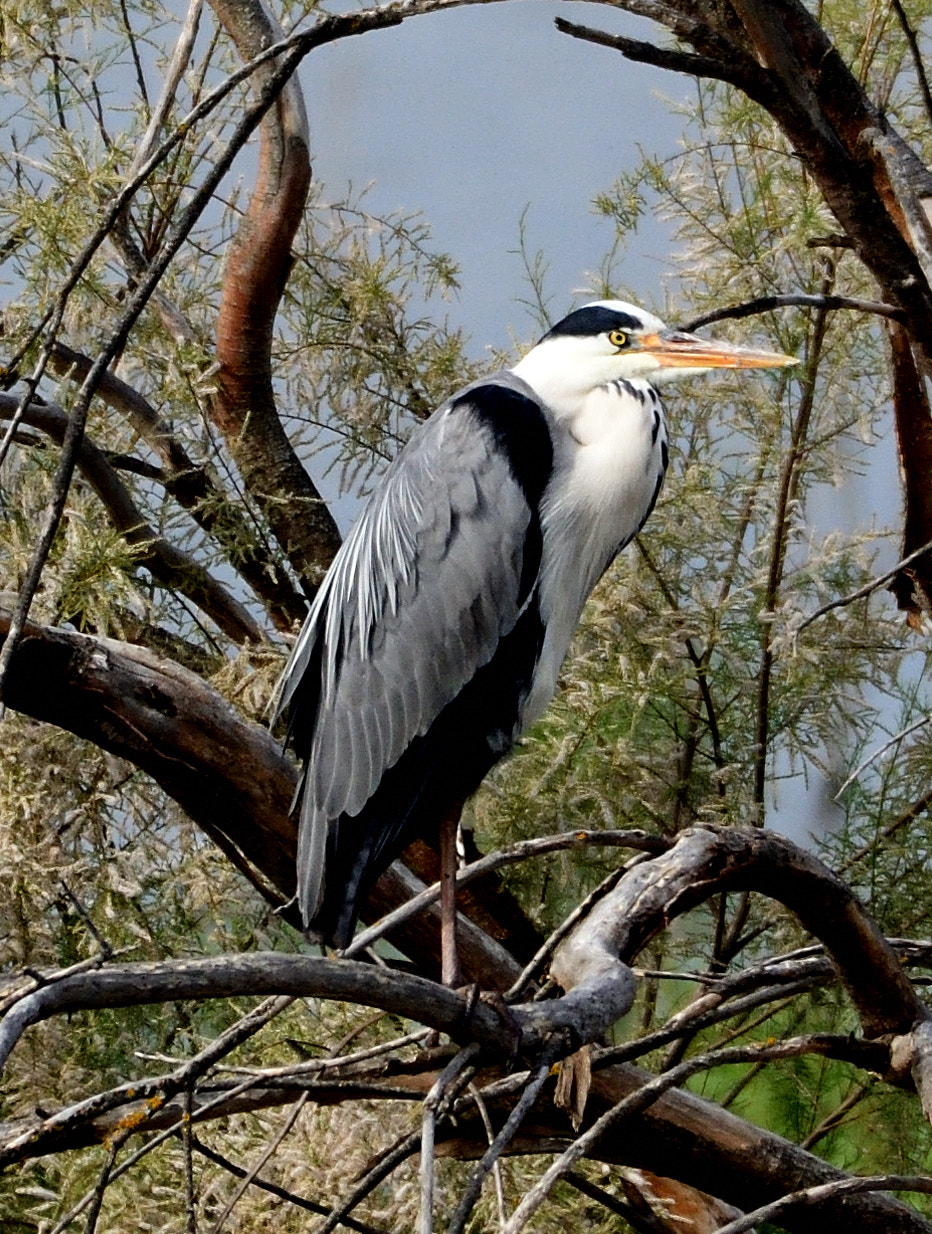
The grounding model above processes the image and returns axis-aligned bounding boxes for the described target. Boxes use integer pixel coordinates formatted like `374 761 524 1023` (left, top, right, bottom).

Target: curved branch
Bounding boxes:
0 953 516 1079
208 0 342 591
551 826 925 1043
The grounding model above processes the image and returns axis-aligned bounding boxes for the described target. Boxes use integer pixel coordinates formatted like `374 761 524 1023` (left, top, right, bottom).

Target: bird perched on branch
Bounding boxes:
274 300 794 965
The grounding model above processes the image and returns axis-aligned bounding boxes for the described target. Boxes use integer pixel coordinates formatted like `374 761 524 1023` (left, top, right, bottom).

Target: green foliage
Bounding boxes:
476 49 932 1203
5 0 932 1229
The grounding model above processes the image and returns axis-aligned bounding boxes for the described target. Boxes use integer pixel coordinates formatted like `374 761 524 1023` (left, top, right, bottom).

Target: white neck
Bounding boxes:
511 349 599 419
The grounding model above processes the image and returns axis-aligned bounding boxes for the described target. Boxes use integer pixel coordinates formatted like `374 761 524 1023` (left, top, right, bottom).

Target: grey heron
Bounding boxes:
275 300 794 964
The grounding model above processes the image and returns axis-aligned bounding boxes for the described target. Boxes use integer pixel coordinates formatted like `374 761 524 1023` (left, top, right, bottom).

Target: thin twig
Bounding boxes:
501 1036 859 1234
420 1044 483 1234
835 712 932 799
753 277 832 818
797 535 932 631
446 1042 562 1234
56 881 113 958
800 1083 870 1150
188 1136 389 1234
713 1174 932 1234
595 977 824 1071
633 968 722 985
504 865 627 1002
224 1026 432 1078
207 1092 309 1233
128 0 204 179
466 1083 507 1228
564 1171 639 1223
81 1142 120 1234
46 1000 295 1234
891 0 932 130
838 787 932 873
184 1084 197 1234
346 830 666 962
318 1132 422 1234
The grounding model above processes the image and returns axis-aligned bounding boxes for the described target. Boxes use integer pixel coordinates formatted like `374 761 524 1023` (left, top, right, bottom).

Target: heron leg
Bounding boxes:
440 804 463 988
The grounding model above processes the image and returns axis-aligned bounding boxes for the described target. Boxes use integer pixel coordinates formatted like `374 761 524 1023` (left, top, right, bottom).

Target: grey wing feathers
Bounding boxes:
274 376 542 923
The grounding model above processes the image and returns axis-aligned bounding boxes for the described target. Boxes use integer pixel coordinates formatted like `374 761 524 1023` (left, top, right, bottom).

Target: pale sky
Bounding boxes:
301 1 685 352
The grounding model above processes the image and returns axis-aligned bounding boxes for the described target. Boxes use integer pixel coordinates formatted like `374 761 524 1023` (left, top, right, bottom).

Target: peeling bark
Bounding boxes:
208 0 341 591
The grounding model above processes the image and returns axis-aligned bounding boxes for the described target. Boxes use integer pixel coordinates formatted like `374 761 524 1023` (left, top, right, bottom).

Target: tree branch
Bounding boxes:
207 0 341 593
0 393 264 644
553 17 757 90
551 826 925 1043
0 954 516 1080
0 611 300 899
48 342 308 630
714 1174 932 1234
0 613 544 984
886 321 932 623
586 0 932 372
681 292 905 331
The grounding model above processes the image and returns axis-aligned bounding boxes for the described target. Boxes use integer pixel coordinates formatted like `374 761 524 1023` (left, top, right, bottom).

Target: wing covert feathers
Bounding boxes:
277 372 554 938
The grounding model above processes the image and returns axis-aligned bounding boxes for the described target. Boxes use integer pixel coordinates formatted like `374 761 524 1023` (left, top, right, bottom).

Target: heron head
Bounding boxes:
513 300 796 409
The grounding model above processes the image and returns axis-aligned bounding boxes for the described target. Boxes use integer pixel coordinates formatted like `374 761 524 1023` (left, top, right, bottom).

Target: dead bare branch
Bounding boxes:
681 292 905 331
446 1043 562 1234
714 1174 932 1234
552 826 925 1043
420 1044 482 1234
345 829 669 960
502 1036 905 1234
0 953 517 1078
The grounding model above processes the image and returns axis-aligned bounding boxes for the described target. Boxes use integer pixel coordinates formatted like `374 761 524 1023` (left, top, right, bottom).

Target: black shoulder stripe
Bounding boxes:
451 383 554 508
451 383 553 608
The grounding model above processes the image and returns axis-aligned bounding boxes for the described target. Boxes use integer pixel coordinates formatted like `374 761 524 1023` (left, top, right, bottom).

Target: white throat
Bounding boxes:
511 347 604 419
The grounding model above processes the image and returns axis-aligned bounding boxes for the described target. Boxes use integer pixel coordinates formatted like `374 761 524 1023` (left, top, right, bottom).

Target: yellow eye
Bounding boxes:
608 329 629 349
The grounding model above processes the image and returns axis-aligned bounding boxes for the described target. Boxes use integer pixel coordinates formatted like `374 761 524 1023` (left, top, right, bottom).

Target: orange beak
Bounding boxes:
639 330 797 370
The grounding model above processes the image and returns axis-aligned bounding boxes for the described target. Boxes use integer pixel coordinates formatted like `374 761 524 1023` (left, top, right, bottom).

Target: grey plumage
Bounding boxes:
273 300 794 946
278 372 547 934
